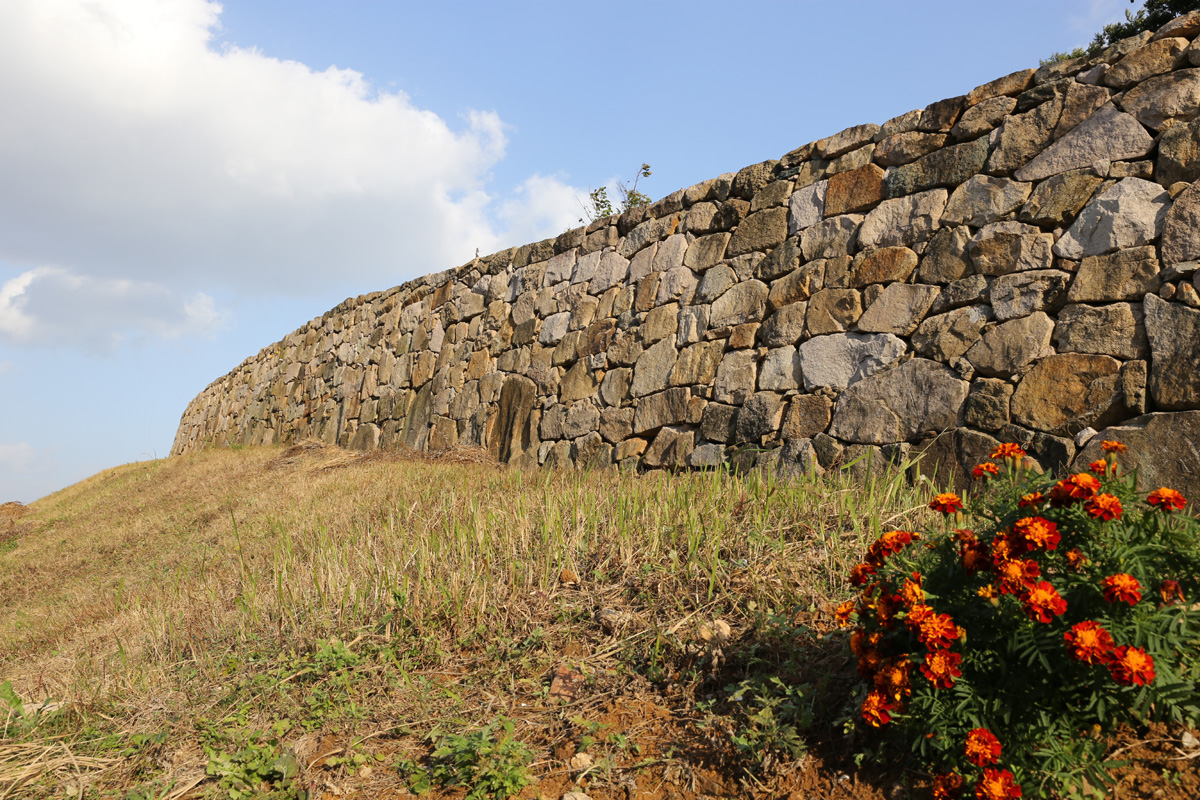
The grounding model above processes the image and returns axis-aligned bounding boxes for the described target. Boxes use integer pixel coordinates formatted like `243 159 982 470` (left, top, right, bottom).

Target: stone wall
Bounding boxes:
172 13 1200 497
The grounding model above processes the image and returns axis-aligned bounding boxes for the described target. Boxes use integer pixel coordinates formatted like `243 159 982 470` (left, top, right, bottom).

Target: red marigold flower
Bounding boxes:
1065 547 1087 571
905 603 934 629
849 562 877 587
1089 459 1110 475
1101 440 1127 453
990 443 1027 460
1021 580 1068 623
965 728 1002 767
919 612 960 650
1018 491 1045 509
865 529 917 565
962 542 991 575
975 767 1023 800
920 649 963 688
873 658 912 701
1012 516 1060 551
1147 487 1187 511
996 558 1040 595
1049 473 1101 506
1159 579 1186 606
1109 645 1156 686
875 593 904 626
899 573 925 608
990 533 1018 565
972 462 1000 480
930 492 964 514
835 600 855 628
1064 620 1115 665
1101 573 1142 605
861 689 895 727
1084 493 1123 521
849 628 881 657
933 773 964 800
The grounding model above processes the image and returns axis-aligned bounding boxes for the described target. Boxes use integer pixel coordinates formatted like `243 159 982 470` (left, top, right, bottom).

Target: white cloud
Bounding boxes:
0 0 584 349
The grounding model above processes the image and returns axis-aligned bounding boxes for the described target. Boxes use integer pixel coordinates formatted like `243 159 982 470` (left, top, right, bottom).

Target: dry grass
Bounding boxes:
0 443 938 798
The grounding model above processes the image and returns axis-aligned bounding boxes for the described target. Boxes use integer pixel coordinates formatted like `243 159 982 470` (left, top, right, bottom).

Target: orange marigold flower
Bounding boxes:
990 533 1018 565
1021 580 1067 623
1084 493 1123 521
857 648 883 679
975 767 1023 800
1018 491 1045 509
977 584 998 599
899 573 925 608
930 492 964 514
849 628 881 657
906 603 934 629
920 648 963 688
849 563 877 587
1101 573 1142 605
875 593 903 626
861 690 895 727
1109 645 1156 687
996 558 1040 595
932 773 964 800
918 612 960 650
1159 579 1186 606
1065 547 1087 570
1101 440 1127 453
962 543 991 575
1147 487 1187 511
1049 472 1101 506
835 600 855 628
990 443 1027 460
1064 620 1115 665
873 658 912 701
865 530 917 565
965 728 1002 767
1089 459 1110 475
1012 516 1060 551
972 462 1000 480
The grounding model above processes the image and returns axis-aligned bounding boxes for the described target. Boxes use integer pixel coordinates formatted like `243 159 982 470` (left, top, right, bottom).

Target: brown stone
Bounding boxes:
873 131 948 167
727 207 788 257
805 289 863 335
966 68 1037 106
850 247 919 287
1053 303 1148 360
1010 353 1125 436
824 164 886 216
1072 411 1200 501
963 378 1013 432
633 387 691 434
964 311 1054 378
1144 294 1200 410
1067 246 1161 302
781 394 832 440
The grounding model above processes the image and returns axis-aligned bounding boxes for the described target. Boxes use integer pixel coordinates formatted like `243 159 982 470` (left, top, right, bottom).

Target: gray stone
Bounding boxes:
573 431 612 469
856 283 941 335
544 249 577 284
713 349 758 405
805 288 863 335
967 68 1037 105
964 378 1013 431
800 214 862 260
687 443 727 468
1018 168 1106 227
760 302 808 347
1010 353 1127 436
560 360 599 403
941 175 1033 227
599 406 634 443
951 96 1016 141
488 376 537 463
1072 411 1200 500
788 180 827 233
590 251 630 294
655 266 698 306
873 131 948 166
562 402 600 438
1153 10 1200 40
1052 83 1114 140
812 432 844 468
968 221 1055 275
919 95 967 133
750 179 794 213
572 250 602 285
642 302 679 344
755 236 804 281
600 367 630 406
917 226 973 284
641 426 693 469
859 190 948 249
773 438 825 479
964 311 1055 378
818 123 881 159
829 359 969 444
990 269 1071 321
1162 180 1200 266
700 402 738 443
912 304 992 362
630 335 679 398
1053 178 1170 259
669 340 724 386
884 137 990 197
758 346 801 391
539 311 571 345
540 404 568 439
1054 303 1148 360
877 109 923 139
696 264 737 304
735 392 786 443
633 387 691 434
710 280 768 328
850 247 919 287
1067 246 1161 302
1144 293 1200 410
652 234 688 273
796 332 906 391
683 233 731 271
767 260 825 308
986 96 1063 175
1156 117 1200 186
1117 68 1200 129
728 207 788 257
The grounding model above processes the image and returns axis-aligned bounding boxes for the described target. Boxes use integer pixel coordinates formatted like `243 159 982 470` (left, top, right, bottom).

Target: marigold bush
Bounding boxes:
841 443 1200 798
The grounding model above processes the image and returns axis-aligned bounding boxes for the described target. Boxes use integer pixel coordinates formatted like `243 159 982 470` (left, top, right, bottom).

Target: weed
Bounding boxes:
202 730 300 800
415 716 534 800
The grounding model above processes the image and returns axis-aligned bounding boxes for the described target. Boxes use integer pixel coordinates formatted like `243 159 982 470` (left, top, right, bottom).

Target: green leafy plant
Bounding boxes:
1042 1 1200 64
727 675 811 769
418 716 533 800
578 163 653 223
203 730 301 799
840 441 1200 799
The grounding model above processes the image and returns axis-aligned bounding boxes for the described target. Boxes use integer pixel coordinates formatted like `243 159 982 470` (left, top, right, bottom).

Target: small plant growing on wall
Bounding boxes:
578 163 653 223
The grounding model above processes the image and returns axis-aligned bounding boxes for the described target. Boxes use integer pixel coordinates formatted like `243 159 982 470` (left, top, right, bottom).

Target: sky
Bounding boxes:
0 0 1138 502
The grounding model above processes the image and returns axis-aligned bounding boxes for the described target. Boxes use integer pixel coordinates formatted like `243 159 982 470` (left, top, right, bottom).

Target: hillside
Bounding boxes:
1 445 1197 799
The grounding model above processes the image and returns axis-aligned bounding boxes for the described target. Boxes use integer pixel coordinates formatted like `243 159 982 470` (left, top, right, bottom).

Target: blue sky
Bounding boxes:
0 0 1135 502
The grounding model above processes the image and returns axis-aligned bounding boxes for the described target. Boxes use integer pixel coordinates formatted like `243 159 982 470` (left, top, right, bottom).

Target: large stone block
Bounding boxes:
796 332 906 391
912 304 992 362
856 283 941 335
1010 353 1127 436
1053 178 1169 260
964 311 1054 378
1053 303 1148 360
633 387 691 434
858 190 948 249
941 175 1032 227
1144 294 1200 410
828 359 969 444
990 269 1071 321
1072 412 1200 501
1014 104 1153 181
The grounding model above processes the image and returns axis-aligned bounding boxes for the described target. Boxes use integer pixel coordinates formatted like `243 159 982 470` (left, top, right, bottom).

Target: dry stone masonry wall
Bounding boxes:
173 13 1200 497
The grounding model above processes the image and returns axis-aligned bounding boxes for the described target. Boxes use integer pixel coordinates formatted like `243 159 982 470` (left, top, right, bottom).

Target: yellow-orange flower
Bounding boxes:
996 558 1040 595
1147 487 1187 511
965 728 1002 767
1012 516 1060 551
1049 472 1100 506
975 767 1022 800
977 584 998 599
1089 459 1110 475
1065 547 1087 571
972 462 1000 480
873 658 912 701
835 600 855 627
920 648 962 688
1084 493 1123 521
1018 491 1045 509
899 573 925 608
930 492 964 514
1021 580 1067 623
861 690 895 727
990 443 1026 460
1109 645 1155 686
1101 440 1127 453
1064 620 1115 665
932 773 964 800
1101 573 1141 605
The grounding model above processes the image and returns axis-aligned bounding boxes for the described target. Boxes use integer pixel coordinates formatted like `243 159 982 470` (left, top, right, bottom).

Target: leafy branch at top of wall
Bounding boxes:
577 163 653 225
1042 0 1200 65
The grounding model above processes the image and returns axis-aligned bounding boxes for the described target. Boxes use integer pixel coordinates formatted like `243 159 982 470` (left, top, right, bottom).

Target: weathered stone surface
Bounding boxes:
941 175 1032 226
991 269 1071 321
857 283 941 335
1054 303 1148 360
1155 10 1200 40
968 222 1054 275
885 137 990 197
700 402 737 443
917 226 973 283
781 394 832 439
825 164 885 216
818 123 881 159
912 304 992 362
1073 411 1200 500
788 181 827 233
877 109 922 139
760 302 808 346
829 359 969 444
750 180 794 213
1018 168 1105 227
758 346 801 391
642 426 693 468
1053 178 1170 259
735 392 786 442
560 361 599 403
951 96 1017 141
767 260 825 308
590 251 630 294
599 367 631 406
1144 293 1200 410
965 311 1055 378
756 236 803 281
669 340 723 386
489 376 537 463
1162 180 1200 266
850 247 919 287
1053 83 1114 140
539 311 571 345
1117 68 1200 129
728 207 788 257
964 378 1013 431
874 131 948 166
653 234 688 273
696 265 737 304
642 302 679 345
1067 246 1161 302
683 233 731 271
1105 38 1187 88
967 68 1037 106
859 190 948 249
633 387 690 434
1016 104 1151 182
710 280 768 328
561 402 600 438
918 95 966 133
655 266 698 306
713 349 758 405
800 214 862 260
986 97 1063 175
1010 353 1126 436
796 332 906 391
1157 117 1200 186
805 289 863 335
630 336 678 398
599 406 634 443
